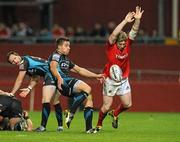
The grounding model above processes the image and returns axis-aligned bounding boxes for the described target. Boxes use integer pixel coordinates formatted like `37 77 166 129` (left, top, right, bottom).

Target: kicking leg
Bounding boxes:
109 92 132 129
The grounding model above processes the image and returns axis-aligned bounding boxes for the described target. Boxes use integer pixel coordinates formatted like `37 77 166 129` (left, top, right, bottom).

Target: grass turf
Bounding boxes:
0 111 180 142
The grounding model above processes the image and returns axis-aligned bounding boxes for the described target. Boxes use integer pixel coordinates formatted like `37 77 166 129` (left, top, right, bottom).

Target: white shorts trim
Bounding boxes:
103 77 131 96
73 80 83 93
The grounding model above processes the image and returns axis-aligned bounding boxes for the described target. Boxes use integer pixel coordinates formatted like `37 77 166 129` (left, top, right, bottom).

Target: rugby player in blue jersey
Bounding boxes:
7 51 63 132
49 36 104 133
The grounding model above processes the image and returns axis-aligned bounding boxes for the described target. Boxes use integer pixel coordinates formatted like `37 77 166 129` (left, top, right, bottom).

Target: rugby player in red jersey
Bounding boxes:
96 6 144 130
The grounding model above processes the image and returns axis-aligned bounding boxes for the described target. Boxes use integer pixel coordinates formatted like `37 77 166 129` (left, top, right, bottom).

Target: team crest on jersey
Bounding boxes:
116 53 128 60
61 61 69 69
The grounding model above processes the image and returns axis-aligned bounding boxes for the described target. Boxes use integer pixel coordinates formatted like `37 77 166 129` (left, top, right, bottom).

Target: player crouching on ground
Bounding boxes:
0 89 33 131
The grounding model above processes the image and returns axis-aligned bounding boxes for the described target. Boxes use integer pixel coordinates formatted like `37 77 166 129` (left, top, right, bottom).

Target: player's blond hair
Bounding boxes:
117 31 128 42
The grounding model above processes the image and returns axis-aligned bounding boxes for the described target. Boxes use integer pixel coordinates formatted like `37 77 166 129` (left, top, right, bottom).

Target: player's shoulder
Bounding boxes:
105 40 116 49
126 37 133 45
50 51 63 61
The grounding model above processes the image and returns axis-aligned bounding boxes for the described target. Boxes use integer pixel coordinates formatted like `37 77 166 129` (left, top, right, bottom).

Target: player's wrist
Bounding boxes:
123 19 128 24
27 86 32 92
9 93 14 97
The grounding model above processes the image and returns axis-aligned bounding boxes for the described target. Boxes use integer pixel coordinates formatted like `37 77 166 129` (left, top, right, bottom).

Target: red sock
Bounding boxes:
114 104 128 117
96 110 107 126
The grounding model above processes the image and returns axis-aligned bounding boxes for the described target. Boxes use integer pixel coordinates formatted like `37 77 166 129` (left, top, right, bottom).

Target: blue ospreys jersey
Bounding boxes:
48 51 75 78
19 55 50 77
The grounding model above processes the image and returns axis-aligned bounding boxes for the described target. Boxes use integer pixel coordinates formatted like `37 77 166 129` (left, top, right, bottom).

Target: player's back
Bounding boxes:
23 55 50 77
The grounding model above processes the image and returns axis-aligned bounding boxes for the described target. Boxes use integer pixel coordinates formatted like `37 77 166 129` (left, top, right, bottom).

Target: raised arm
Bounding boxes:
129 6 144 40
108 12 135 45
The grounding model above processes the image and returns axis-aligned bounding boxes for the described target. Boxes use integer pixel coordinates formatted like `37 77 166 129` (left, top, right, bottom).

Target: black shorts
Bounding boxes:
43 72 56 86
0 96 23 119
44 73 79 97
59 77 79 98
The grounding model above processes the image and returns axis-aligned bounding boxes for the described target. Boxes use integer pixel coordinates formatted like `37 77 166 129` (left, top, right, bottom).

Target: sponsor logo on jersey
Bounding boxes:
115 53 128 60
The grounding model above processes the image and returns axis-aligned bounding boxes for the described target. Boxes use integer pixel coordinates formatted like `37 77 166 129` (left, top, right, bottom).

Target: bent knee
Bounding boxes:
102 103 111 111
84 85 91 94
123 102 132 109
85 97 93 107
53 100 60 105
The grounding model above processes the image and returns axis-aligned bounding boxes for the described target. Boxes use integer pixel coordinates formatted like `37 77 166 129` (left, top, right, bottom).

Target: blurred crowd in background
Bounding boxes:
0 21 168 44
0 0 179 44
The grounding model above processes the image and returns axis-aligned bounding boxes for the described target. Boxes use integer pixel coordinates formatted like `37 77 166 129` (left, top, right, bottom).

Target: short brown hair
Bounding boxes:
6 51 19 63
56 36 70 47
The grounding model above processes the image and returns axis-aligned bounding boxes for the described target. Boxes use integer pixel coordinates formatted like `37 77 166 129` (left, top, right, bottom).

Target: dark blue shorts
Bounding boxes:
59 77 79 98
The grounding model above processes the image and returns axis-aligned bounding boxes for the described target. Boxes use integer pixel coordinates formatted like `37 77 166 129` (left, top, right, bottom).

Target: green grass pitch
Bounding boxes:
0 111 180 142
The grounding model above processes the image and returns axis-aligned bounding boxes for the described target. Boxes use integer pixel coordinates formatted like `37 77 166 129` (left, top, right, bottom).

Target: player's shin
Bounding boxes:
54 103 63 127
84 107 93 131
70 91 88 115
96 110 107 127
41 103 51 127
114 104 129 117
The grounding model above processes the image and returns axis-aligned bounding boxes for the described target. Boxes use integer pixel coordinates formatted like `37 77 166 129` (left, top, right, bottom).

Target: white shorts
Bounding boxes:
103 77 131 96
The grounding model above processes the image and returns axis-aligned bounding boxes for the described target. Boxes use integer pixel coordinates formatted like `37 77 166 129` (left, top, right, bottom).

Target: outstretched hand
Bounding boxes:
19 88 31 97
124 12 135 23
96 74 106 84
0 89 14 97
134 6 144 19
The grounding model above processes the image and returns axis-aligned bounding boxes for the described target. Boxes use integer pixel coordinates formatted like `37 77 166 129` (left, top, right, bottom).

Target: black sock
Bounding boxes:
84 107 93 131
41 103 50 127
70 91 88 114
54 103 63 127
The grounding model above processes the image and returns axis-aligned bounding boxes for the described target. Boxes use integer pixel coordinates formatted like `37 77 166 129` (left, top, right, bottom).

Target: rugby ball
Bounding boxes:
109 64 122 82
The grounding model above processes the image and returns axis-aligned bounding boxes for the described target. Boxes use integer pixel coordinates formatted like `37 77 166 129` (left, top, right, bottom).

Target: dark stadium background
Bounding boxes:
0 0 179 112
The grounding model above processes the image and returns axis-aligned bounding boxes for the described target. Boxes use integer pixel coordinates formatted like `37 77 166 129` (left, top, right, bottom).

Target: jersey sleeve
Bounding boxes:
51 53 61 62
19 58 28 71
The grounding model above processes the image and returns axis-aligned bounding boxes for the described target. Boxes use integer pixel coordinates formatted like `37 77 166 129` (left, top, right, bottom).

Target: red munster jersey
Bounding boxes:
103 38 133 78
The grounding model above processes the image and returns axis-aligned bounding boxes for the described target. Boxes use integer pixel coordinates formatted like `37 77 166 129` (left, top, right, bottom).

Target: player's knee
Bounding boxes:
84 94 93 106
103 103 111 111
123 102 132 109
53 100 60 105
85 99 93 107
42 97 51 103
83 85 91 94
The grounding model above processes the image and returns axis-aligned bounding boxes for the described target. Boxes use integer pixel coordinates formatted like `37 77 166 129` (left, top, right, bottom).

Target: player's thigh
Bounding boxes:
83 94 93 107
119 92 132 107
51 90 60 105
102 95 113 109
74 81 91 94
42 85 56 103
